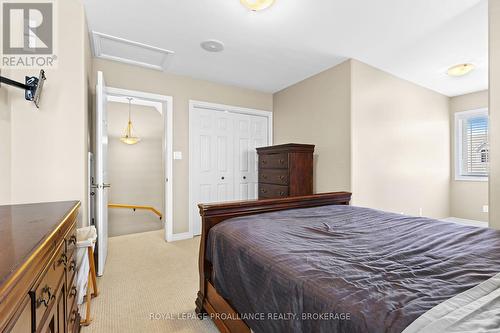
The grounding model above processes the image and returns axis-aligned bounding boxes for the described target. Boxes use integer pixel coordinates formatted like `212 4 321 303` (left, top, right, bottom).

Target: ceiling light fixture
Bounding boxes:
240 0 275 11
200 40 224 52
120 97 141 145
447 63 475 77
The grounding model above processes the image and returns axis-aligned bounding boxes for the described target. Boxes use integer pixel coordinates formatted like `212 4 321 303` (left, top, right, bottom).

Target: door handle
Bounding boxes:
243 176 246 180
102 183 111 188
221 177 225 180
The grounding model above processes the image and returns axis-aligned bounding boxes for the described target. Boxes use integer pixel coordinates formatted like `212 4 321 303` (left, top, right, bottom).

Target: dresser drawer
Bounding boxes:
67 276 78 314
66 250 77 289
259 153 288 169
67 297 79 333
31 243 66 329
259 184 289 199
259 169 289 185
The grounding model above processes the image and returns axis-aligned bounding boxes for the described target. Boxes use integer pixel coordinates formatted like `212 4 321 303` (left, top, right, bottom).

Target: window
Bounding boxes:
455 109 489 180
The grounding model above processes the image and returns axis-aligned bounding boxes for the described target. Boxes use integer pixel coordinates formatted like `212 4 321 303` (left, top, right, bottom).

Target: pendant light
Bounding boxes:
120 97 141 145
240 0 275 11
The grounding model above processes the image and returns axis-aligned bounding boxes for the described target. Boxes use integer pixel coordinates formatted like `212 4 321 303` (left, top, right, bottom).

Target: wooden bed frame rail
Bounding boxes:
195 192 352 333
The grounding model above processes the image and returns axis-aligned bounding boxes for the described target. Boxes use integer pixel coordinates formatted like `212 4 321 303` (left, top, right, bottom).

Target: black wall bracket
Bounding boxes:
0 69 46 108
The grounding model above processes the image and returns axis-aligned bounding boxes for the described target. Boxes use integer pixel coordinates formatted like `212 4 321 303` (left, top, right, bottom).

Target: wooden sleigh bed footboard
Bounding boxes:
195 192 352 333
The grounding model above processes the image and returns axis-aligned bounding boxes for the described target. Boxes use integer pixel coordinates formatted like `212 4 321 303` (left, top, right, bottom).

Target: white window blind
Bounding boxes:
455 109 489 180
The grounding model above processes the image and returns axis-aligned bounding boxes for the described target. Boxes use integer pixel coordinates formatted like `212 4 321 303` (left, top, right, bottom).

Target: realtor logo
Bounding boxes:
1 0 57 68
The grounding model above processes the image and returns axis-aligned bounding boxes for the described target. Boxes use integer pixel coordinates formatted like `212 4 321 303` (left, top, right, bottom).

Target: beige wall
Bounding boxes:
449 90 489 221
107 103 163 236
0 68 11 204
274 59 450 218
8 0 90 226
351 60 450 218
490 0 500 229
273 60 352 193
93 58 273 233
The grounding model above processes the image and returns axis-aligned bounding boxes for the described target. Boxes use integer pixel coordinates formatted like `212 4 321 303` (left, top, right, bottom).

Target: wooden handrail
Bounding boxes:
108 204 162 220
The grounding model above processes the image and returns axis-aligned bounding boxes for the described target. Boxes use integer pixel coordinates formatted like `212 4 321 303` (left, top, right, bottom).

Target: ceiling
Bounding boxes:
83 0 488 97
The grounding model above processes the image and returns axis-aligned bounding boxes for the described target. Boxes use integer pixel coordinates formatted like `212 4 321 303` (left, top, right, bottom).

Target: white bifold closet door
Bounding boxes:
191 106 269 236
233 114 268 200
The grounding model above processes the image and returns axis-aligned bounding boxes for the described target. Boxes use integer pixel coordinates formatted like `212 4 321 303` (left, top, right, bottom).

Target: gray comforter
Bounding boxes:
206 205 500 333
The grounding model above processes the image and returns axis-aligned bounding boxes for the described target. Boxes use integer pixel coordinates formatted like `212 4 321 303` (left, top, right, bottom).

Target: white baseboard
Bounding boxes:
170 232 193 242
441 217 488 228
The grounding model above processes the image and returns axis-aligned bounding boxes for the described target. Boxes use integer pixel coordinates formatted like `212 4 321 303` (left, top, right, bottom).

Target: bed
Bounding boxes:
195 192 500 333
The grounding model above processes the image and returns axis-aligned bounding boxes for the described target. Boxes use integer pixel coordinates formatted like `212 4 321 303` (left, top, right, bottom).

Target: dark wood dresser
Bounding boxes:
0 201 81 333
257 143 314 199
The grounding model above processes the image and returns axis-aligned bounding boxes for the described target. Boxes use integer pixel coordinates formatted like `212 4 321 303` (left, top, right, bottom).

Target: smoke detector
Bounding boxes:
201 40 224 53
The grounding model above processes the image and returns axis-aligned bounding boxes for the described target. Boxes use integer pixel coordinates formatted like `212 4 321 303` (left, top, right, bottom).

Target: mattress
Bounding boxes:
206 205 500 333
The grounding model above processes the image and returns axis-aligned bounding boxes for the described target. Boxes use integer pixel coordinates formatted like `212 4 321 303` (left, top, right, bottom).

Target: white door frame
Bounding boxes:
188 100 273 238
105 87 175 242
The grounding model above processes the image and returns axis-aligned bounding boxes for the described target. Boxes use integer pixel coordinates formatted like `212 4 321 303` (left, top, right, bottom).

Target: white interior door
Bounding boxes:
191 107 234 235
95 71 109 276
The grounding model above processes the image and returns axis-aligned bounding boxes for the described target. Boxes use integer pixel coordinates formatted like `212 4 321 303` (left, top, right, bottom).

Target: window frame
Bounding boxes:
454 108 489 182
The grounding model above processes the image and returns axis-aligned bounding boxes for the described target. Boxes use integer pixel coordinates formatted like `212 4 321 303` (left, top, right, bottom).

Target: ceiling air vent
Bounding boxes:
92 31 174 71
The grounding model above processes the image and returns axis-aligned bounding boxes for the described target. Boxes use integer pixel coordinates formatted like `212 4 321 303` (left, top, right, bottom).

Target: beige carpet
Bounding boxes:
80 230 218 333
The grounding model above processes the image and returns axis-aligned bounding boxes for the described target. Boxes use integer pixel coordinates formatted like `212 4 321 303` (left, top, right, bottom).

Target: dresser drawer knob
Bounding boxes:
262 189 267 193
36 297 48 308
36 286 54 308
262 175 267 179
262 160 267 164
279 175 285 181
58 253 67 266
70 309 78 323
69 259 76 272
280 191 285 196
68 235 77 245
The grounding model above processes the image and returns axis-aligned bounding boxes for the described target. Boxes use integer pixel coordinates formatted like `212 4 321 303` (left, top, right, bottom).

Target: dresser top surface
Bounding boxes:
256 143 315 153
0 201 80 287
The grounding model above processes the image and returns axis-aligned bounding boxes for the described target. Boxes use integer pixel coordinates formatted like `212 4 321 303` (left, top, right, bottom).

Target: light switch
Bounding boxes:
173 151 182 160
483 205 489 213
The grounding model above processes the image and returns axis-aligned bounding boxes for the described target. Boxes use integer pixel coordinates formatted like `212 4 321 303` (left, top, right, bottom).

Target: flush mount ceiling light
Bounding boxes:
447 63 475 77
240 0 275 11
200 40 224 52
120 97 141 145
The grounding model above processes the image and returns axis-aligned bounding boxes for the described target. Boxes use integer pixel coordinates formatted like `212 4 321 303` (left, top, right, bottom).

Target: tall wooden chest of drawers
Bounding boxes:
256 143 315 199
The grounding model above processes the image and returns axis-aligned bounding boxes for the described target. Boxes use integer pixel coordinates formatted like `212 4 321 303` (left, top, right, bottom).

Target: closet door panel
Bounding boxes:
233 113 269 200
192 108 217 235
249 115 269 198
234 114 252 200
191 107 268 236
213 112 234 202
